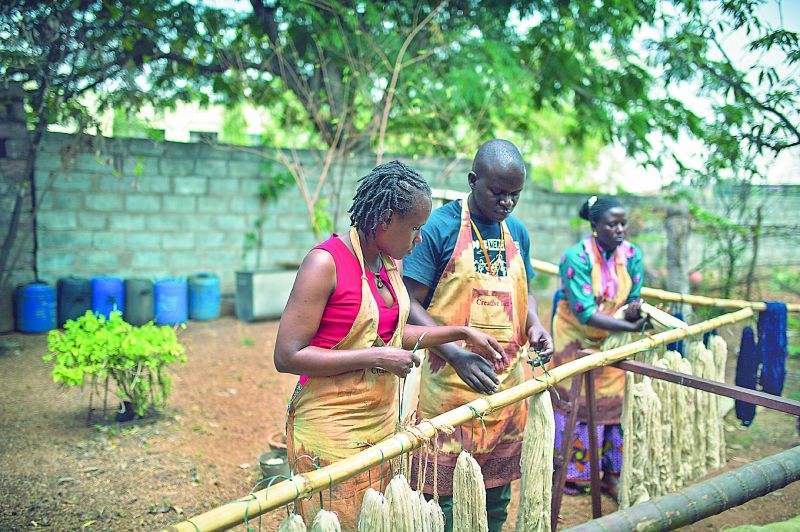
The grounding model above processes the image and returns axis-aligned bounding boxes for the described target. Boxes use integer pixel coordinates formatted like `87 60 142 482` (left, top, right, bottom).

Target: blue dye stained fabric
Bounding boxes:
666 311 685 355
735 326 758 426
758 302 788 396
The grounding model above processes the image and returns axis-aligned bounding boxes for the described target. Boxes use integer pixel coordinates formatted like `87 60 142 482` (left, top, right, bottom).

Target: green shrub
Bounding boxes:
44 311 186 417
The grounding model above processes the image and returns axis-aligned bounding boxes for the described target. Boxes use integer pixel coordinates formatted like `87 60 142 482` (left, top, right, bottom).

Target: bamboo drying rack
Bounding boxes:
168 307 754 531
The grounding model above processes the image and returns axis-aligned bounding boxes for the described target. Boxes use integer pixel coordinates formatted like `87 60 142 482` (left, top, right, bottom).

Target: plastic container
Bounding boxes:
91 276 124 319
57 277 92 327
189 272 220 320
154 278 188 325
16 282 56 333
124 279 154 326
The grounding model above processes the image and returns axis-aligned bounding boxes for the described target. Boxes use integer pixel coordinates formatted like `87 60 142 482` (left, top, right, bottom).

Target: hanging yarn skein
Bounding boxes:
735 326 759 426
453 450 488 532
619 375 662 509
310 509 341 532
385 475 416 532
357 488 390 532
427 498 446 532
278 513 307 532
758 302 788 396
686 340 716 478
516 391 555 532
650 358 674 495
663 350 694 490
708 334 729 467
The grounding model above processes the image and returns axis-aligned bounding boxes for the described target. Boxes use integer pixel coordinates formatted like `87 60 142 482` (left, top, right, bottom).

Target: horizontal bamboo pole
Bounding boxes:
565 445 800 532
168 307 753 532
530 258 800 313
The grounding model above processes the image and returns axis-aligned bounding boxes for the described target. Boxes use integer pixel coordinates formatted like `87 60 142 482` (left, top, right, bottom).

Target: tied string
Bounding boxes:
466 405 488 454
290 454 326 510
420 418 454 503
527 348 561 402
405 424 432 493
227 473 300 532
350 441 388 492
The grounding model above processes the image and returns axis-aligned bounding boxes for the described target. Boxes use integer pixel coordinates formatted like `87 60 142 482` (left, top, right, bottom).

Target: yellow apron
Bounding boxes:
415 200 529 495
549 239 633 425
287 227 410 530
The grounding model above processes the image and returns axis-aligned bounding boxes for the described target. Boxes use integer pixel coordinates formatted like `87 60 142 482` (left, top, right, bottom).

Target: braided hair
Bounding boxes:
349 160 431 239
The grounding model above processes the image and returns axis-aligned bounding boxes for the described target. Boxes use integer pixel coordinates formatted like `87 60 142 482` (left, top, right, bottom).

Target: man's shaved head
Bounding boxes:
472 139 526 179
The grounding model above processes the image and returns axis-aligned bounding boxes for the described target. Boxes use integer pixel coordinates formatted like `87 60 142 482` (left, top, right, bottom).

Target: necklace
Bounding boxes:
367 255 385 289
470 219 505 276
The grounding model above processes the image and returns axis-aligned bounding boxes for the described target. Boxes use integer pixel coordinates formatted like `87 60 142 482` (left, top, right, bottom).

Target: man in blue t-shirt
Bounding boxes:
403 139 553 532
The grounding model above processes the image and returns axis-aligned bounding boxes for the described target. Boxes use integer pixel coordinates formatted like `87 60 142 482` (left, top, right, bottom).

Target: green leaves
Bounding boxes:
43 311 186 417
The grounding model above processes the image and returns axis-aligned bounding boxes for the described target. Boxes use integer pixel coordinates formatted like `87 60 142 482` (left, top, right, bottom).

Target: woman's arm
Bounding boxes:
402 324 503 361
274 249 420 377
586 311 645 332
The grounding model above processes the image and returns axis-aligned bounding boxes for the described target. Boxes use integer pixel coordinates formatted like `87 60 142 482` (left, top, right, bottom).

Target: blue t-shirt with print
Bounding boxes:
403 199 536 308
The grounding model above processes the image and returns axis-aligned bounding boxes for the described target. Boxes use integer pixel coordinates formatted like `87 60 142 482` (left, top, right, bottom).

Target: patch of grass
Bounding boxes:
241 337 255 347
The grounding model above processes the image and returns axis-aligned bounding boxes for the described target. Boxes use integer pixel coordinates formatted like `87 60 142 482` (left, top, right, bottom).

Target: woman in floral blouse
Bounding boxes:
548 195 645 498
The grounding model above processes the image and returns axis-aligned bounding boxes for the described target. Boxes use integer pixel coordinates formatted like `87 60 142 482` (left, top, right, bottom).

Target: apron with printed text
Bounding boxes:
413 200 529 495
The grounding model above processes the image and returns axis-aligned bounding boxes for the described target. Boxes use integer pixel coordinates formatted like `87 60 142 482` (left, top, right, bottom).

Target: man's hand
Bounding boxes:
447 349 499 394
527 324 555 364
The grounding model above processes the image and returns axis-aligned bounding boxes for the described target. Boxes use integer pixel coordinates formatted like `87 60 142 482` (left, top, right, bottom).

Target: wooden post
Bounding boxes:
585 368 602 518
551 373 585 531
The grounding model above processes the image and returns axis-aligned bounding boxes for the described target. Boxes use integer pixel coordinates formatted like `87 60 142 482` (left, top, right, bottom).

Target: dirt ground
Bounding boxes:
1 315 799 531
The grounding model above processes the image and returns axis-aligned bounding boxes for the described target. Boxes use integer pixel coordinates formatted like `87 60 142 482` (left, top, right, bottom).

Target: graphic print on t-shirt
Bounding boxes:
472 238 523 277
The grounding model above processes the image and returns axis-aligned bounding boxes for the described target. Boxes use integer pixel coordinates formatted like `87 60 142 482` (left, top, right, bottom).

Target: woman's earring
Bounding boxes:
593 231 598 237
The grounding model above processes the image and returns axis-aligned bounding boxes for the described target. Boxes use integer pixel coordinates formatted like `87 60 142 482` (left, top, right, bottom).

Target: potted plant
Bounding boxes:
43 310 186 421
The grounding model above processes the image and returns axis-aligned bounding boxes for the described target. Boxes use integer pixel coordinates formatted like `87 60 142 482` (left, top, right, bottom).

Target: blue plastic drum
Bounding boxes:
91 276 124 319
16 282 56 333
154 279 188 325
189 273 220 320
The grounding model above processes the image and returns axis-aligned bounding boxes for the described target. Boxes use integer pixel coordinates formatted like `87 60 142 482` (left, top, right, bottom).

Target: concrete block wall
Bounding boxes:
29 132 800 299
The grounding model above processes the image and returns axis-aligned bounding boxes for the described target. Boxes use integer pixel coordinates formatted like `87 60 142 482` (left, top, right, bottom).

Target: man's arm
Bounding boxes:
526 290 555 363
404 277 500 394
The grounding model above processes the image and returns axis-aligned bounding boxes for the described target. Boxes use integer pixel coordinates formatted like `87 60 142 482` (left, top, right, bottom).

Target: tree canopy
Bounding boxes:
1 0 798 182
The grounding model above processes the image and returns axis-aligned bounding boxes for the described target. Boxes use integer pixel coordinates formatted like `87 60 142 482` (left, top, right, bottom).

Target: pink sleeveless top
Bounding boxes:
299 235 399 385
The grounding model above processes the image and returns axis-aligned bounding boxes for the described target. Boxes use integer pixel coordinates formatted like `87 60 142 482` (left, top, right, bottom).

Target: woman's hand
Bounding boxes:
623 316 647 332
624 299 643 322
528 324 555 364
462 327 504 361
374 347 422 378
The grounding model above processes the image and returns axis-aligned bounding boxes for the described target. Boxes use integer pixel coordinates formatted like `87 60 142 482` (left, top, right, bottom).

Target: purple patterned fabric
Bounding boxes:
554 411 623 483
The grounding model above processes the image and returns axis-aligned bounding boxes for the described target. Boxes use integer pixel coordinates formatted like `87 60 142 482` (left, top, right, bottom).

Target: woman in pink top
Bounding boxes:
274 161 503 528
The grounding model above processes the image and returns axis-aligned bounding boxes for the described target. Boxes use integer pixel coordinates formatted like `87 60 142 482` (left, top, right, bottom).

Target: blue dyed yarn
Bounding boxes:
666 311 685 355
734 326 758 426
758 302 788 396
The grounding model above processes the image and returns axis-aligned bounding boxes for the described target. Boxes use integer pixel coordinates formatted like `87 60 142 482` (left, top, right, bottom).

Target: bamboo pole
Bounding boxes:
168 307 753 532
565 445 800 531
530 258 800 313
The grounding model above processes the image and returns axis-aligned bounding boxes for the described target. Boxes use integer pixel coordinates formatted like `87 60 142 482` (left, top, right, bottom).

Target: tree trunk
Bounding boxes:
745 206 763 301
664 205 691 318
